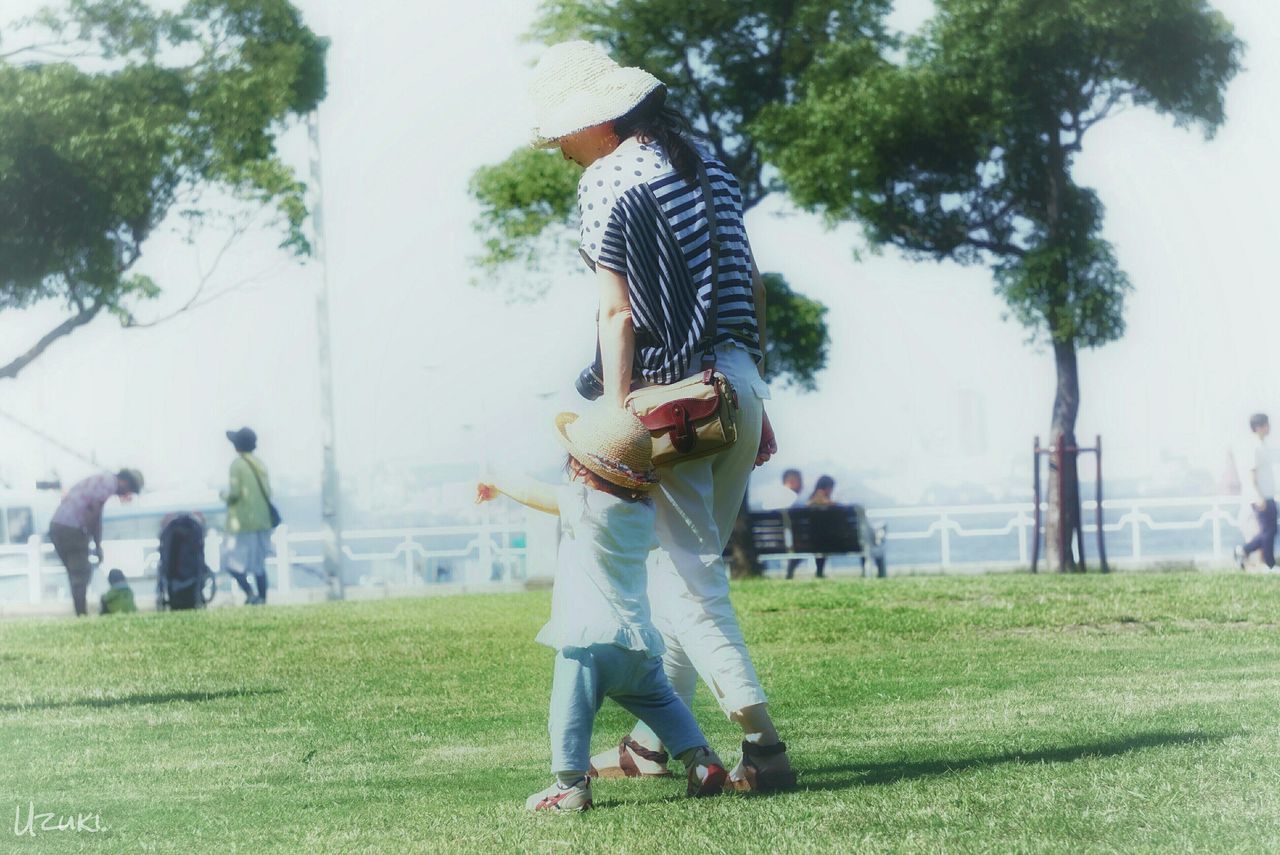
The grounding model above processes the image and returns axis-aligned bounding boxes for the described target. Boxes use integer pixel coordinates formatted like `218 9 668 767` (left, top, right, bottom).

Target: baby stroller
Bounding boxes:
156 513 216 610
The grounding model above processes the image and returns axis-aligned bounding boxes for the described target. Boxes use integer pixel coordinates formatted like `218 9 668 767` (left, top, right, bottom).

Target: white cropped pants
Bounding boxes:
646 344 769 716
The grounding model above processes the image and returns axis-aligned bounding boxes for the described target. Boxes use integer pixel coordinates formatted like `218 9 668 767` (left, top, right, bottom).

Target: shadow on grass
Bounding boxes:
0 687 282 712
799 730 1231 792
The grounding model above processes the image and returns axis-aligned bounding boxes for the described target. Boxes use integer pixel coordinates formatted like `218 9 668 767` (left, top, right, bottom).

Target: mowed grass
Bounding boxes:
3 572 1280 853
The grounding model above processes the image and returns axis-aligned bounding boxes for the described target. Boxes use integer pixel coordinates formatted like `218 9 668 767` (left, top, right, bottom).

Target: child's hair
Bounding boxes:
107 568 127 586
566 455 651 503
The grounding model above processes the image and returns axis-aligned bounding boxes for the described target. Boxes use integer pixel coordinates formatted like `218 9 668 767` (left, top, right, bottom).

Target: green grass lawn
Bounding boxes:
3 571 1280 853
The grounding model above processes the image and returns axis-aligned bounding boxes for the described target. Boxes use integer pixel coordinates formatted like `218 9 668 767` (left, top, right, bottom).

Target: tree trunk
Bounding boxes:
1045 337 1083 572
728 492 762 578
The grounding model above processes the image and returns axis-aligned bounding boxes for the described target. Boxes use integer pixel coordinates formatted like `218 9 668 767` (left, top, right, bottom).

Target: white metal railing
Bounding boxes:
0 495 1258 607
0 521 547 608
864 494 1251 570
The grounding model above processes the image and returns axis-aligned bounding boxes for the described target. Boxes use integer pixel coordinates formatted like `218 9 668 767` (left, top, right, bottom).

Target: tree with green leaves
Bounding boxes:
757 0 1242 570
0 0 327 380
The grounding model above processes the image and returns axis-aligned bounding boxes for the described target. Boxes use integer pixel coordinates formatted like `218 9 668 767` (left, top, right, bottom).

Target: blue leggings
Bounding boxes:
549 644 706 774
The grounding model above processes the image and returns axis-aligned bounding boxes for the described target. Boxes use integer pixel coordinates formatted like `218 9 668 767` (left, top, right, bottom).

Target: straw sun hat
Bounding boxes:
555 407 659 492
529 40 664 147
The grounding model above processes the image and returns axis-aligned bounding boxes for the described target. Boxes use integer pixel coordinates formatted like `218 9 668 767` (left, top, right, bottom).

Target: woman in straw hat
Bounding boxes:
527 41 793 792
476 407 728 811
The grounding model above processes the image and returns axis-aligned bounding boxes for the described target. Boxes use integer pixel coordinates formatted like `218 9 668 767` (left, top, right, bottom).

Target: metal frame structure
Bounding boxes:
1031 434 1109 573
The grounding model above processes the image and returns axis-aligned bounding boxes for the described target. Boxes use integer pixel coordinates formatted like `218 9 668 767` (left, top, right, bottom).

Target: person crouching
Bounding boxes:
100 568 137 615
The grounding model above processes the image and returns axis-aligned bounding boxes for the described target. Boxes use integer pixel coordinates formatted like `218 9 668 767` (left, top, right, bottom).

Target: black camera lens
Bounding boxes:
575 364 605 400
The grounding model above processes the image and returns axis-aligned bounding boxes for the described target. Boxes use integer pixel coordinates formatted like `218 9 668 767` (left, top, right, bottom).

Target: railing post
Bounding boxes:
404 536 415 585
1210 499 1223 563
27 534 44 605
1130 502 1142 561
1017 510 1029 565
274 526 293 596
478 524 493 583
939 512 952 568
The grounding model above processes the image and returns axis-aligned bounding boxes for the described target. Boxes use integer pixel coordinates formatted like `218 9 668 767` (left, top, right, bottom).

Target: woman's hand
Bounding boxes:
475 482 499 504
756 408 777 468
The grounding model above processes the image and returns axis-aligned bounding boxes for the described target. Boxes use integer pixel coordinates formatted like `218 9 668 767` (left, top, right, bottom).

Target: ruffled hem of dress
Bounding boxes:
535 622 666 657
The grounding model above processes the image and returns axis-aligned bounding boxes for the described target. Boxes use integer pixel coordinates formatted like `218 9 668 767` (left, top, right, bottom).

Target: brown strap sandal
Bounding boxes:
727 740 797 793
588 736 674 779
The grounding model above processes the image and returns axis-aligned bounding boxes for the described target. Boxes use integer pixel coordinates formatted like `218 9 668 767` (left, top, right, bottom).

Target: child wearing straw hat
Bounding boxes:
476 406 727 812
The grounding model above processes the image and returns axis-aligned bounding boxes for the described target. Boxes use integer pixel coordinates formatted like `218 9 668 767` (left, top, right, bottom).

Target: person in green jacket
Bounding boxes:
100 568 137 614
221 427 274 605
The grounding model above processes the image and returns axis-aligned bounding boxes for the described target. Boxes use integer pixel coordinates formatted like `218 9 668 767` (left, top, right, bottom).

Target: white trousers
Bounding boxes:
646 344 769 716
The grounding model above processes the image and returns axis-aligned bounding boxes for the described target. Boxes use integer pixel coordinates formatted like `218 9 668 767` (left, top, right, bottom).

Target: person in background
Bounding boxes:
757 468 798 581
788 475 837 579
1236 414 1277 570
100 568 138 615
760 469 807 580
221 427 273 605
759 469 804 512
808 475 836 507
48 469 144 616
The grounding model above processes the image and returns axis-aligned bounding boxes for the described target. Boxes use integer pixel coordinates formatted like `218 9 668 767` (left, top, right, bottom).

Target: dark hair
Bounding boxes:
116 469 142 493
613 87 701 182
1251 413 1269 431
565 455 651 504
782 469 801 484
108 568 126 586
812 475 835 497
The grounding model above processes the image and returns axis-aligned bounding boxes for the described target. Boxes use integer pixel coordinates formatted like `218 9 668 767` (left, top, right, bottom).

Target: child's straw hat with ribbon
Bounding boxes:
555 407 659 492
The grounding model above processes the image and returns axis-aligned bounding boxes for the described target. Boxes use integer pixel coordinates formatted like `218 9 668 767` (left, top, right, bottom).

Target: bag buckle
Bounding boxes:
670 403 696 453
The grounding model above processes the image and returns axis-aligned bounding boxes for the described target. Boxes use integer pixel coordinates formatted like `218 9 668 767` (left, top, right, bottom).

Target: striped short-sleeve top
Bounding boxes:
577 135 762 385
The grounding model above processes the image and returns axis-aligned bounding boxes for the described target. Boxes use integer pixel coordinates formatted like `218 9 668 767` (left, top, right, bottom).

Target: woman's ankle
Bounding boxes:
731 702 781 746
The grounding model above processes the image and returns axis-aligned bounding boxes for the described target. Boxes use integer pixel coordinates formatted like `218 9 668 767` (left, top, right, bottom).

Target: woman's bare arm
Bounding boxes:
597 265 636 408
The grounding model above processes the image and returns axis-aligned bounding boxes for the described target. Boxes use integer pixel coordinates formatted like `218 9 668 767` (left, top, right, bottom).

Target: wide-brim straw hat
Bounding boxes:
529 40 664 147
555 407 659 492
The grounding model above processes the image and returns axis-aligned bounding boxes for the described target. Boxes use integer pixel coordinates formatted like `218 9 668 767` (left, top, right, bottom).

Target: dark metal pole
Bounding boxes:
1031 436 1041 574
1074 444 1087 573
1055 442 1066 573
1096 434 1110 573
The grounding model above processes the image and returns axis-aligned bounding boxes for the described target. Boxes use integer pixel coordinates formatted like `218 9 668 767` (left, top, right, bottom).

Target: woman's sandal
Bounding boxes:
727 740 798 793
587 736 674 779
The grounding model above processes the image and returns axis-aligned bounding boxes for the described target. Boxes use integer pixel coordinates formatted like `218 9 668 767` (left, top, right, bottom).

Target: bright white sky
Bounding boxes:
0 0 1276 507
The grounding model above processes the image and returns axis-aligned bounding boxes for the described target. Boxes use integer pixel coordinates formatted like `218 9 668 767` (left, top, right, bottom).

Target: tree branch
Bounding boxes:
0 301 104 381
679 49 734 169
125 214 259 328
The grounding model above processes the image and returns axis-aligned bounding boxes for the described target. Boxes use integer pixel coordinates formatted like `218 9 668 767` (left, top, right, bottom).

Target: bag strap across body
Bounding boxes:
693 156 721 375
241 453 271 504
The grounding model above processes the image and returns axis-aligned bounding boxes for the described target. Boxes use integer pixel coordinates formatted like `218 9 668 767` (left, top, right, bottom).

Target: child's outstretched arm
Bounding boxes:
475 474 559 516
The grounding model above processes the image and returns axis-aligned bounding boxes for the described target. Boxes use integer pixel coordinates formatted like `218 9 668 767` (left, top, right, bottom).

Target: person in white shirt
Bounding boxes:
475 406 727 812
758 468 804 512
1238 413 1277 569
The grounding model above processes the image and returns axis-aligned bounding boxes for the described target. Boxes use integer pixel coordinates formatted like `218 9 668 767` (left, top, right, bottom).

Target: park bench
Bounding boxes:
745 505 887 577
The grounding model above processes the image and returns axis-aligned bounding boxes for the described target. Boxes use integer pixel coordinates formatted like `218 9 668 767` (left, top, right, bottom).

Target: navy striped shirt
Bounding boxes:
577 136 762 385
